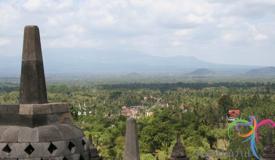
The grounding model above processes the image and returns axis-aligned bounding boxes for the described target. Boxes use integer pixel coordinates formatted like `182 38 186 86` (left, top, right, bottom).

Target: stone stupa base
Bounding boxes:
0 103 90 160
262 146 275 160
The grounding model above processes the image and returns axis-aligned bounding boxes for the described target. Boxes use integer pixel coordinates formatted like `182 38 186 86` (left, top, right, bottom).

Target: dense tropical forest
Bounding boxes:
0 79 275 160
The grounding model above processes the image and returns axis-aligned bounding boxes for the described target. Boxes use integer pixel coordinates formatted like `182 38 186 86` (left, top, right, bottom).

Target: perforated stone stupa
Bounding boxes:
0 25 99 159
170 135 189 160
263 129 275 160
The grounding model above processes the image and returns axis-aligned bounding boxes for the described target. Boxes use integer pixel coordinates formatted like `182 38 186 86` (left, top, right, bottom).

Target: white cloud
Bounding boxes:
0 38 10 46
23 0 42 12
0 2 20 31
23 0 74 12
174 29 194 37
46 35 98 48
249 25 268 41
253 33 268 41
0 0 274 65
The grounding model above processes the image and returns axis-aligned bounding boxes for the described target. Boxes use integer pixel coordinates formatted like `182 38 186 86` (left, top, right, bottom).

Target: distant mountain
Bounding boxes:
188 68 215 76
0 49 258 76
246 67 275 76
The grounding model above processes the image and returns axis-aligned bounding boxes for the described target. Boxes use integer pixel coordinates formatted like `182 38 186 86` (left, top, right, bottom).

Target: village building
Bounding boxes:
121 106 140 118
227 109 241 122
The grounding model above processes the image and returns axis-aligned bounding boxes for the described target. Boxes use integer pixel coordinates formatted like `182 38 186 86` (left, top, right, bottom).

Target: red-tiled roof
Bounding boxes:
228 109 241 118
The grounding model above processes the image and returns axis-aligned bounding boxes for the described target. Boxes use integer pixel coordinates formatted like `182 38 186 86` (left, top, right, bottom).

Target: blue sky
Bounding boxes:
0 0 275 66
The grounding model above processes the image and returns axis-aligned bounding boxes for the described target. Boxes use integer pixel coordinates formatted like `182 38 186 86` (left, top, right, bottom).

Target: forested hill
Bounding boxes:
101 82 275 91
246 67 275 76
188 68 215 76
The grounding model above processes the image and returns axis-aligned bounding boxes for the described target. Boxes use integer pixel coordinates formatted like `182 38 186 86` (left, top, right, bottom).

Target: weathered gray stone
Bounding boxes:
19 103 68 115
123 118 140 160
71 153 80 160
0 127 8 138
26 142 50 158
56 124 77 140
0 137 90 159
46 114 59 123
10 143 28 158
0 105 19 114
6 105 19 114
38 125 63 142
51 103 69 113
73 138 84 153
1 126 19 143
18 127 39 142
0 113 26 126
19 158 41 160
19 104 49 115
57 112 72 124
81 152 91 160
0 143 8 156
51 141 70 156
20 25 47 104
16 103 73 127
0 105 8 113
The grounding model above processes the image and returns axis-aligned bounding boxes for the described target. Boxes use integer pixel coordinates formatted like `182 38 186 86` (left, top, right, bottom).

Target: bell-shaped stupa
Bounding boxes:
0 25 100 159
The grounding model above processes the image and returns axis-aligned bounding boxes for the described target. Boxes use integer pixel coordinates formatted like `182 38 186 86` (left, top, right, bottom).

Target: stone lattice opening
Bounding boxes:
82 139 87 150
24 144 35 155
68 141 76 153
79 155 85 160
48 142 58 154
82 139 86 146
2 144 11 153
63 157 68 160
